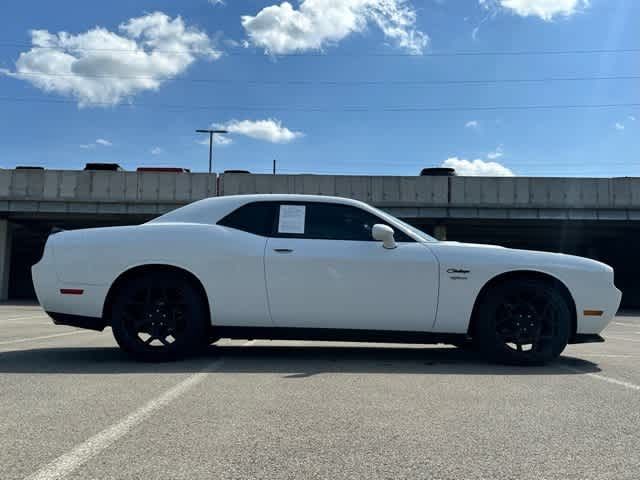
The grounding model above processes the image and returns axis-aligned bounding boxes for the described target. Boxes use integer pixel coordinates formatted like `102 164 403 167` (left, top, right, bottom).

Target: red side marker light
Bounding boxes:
60 289 84 295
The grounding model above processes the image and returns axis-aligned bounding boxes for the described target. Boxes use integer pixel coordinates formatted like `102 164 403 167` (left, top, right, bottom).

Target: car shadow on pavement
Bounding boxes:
0 344 601 376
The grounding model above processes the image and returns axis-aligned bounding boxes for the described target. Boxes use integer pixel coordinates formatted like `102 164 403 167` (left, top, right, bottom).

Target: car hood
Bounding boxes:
430 241 613 274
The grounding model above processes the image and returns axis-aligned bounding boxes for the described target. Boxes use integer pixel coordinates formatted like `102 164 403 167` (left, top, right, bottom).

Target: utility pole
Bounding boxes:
196 129 228 174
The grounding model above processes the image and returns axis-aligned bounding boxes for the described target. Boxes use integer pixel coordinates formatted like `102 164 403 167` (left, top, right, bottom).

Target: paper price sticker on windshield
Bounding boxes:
278 205 306 234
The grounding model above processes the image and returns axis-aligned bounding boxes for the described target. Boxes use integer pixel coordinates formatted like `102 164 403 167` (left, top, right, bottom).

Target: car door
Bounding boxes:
214 201 276 327
264 201 439 332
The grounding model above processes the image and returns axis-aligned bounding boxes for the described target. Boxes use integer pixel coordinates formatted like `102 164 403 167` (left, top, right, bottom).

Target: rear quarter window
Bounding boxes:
217 202 276 237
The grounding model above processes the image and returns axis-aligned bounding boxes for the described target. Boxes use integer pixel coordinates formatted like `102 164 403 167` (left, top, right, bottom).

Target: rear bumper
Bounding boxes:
33 256 108 319
47 312 107 332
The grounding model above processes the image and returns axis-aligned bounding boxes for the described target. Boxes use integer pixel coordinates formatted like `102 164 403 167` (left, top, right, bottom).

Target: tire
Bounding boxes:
450 338 476 351
474 279 571 366
110 271 209 361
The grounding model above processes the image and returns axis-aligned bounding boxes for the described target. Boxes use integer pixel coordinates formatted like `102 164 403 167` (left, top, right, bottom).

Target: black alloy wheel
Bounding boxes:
475 279 571 365
111 271 208 361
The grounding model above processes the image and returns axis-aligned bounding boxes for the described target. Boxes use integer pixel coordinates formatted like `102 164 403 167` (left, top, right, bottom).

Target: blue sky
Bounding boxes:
0 0 638 177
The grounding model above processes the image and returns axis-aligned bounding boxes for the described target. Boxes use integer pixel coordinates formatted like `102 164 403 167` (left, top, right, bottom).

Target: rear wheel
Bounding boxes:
450 338 475 351
474 279 571 365
110 271 209 361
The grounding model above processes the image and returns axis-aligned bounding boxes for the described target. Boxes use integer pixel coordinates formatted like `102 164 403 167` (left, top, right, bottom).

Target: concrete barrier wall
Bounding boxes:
1 170 639 217
0 170 217 204
221 173 640 209
220 173 449 206
448 177 628 208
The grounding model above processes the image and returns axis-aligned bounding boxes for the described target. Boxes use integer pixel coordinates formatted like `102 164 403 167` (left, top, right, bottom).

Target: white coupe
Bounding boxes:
32 194 621 364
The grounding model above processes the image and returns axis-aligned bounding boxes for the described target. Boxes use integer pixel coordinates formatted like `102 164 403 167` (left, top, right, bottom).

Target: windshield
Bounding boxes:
391 216 438 243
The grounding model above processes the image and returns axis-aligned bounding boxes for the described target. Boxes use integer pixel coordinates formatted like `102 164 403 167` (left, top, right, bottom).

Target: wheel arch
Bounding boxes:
101 264 211 326
467 270 577 340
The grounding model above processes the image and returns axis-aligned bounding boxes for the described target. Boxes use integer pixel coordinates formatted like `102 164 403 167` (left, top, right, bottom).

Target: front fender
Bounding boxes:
427 242 619 335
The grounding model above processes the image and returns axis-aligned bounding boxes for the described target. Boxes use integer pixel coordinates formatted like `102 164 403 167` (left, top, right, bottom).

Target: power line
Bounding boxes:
312 163 640 170
274 157 640 168
295 159 640 167
0 41 639 57
4 70 640 86
259 165 638 175
0 96 638 112
274 156 640 170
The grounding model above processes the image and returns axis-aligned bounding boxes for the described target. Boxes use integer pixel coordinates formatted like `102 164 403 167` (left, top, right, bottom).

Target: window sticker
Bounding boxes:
278 205 306 234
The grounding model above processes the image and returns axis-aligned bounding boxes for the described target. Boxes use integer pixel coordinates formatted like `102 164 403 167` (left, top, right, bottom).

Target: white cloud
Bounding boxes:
482 0 588 21
197 134 233 146
150 147 163 155
486 145 503 159
208 0 226 5
629 115 636 122
442 157 514 176
215 119 304 143
213 134 233 145
615 122 625 131
4 12 220 107
241 0 428 55
465 120 479 129
80 139 112 149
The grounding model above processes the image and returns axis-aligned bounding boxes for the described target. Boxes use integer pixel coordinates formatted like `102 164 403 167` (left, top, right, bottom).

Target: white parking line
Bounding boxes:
0 315 50 322
613 322 639 327
2 319 51 324
25 369 215 480
577 354 637 358
561 366 640 392
0 331 89 346
605 336 640 343
24 341 254 480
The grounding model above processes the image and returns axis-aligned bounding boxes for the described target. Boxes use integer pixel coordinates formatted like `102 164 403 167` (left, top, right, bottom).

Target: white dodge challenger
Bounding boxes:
32 194 621 364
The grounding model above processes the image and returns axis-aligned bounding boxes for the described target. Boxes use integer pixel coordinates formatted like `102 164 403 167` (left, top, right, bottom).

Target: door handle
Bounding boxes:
273 248 294 253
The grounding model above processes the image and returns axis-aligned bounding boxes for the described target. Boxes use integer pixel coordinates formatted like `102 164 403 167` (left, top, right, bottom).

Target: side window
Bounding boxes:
275 202 414 242
218 202 276 237
306 203 378 241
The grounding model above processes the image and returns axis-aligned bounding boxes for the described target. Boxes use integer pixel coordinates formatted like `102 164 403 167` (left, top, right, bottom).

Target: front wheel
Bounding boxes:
110 271 209 361
474 279 571 365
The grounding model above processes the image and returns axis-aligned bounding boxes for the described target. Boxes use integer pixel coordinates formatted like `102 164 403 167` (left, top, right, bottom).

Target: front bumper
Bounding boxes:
575 284 622 335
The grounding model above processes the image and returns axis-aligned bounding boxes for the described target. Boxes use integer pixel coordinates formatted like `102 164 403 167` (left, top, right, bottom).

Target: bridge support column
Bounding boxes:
0 220 12 301
433 224 447 241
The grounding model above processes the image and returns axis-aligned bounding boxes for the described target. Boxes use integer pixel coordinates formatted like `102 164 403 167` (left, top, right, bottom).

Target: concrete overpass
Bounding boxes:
2 169 639 305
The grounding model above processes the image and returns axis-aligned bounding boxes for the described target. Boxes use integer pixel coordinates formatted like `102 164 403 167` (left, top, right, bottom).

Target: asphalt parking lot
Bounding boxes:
1 304 639 480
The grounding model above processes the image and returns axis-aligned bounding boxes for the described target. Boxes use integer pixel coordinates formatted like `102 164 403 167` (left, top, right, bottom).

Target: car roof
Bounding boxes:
148 194 371 225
